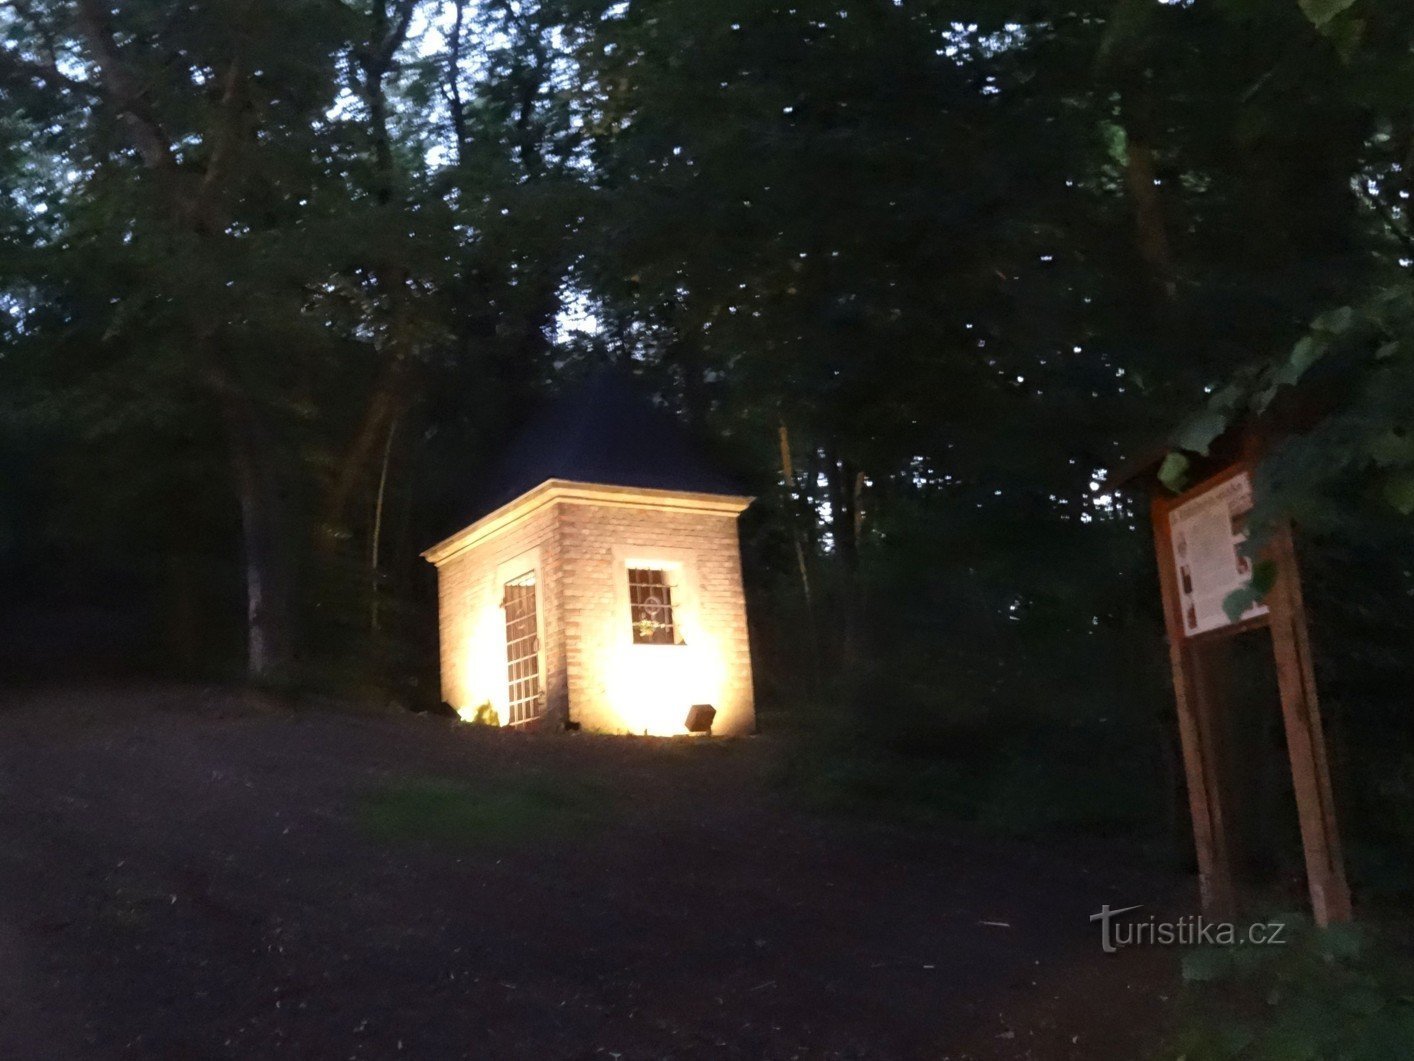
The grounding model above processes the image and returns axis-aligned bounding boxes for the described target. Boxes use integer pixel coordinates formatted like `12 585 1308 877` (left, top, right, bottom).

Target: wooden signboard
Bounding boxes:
1151 461 1352 927
1165 471 1267 638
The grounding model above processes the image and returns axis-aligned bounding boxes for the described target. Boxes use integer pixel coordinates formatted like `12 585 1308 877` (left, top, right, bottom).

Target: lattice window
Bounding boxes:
502 571 542 725
628 567 679 645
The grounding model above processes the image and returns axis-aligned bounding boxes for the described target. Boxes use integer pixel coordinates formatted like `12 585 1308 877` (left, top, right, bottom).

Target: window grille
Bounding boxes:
627 567 679 645
502 571 542 725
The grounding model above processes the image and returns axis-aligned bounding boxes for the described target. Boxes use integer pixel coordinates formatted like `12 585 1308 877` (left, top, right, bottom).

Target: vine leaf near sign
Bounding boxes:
1222 558 1278 624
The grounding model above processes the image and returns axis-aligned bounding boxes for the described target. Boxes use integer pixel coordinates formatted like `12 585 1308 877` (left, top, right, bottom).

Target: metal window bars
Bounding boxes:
502 571 542 725
627 566 679 645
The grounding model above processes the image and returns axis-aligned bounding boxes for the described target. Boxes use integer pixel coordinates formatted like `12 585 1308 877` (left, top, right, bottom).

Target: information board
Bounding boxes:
1167 471 1268 637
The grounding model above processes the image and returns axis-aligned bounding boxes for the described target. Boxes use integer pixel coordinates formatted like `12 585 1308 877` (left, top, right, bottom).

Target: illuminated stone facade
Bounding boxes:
425 480 756 736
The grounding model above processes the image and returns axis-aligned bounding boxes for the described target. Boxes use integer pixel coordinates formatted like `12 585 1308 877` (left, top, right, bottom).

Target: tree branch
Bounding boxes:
191 2 258 231
381 0 417 68
353 0 418 202
445 0 468 166
356 0 417 80
73 0 177 173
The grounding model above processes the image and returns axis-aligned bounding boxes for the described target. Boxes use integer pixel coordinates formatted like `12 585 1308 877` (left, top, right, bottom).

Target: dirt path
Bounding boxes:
0 687 1184 1058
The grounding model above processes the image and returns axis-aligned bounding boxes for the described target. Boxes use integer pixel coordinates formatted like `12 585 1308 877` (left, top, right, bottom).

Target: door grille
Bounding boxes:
503 571 542 726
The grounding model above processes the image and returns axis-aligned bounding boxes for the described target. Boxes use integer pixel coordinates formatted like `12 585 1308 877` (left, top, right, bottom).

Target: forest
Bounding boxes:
2 0 1414 1052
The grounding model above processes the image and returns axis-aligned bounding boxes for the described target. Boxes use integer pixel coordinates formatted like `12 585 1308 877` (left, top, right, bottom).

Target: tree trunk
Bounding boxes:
369 413 401 633
1123 131 1177 301
777 421 815 611
323 0 422 542
322 357 410 545
446 0 469 165
217 386 294 682
1117 80 1178 305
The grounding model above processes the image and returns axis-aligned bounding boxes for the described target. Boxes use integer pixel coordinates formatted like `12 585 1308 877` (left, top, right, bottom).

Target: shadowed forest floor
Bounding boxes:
0 687 1186 1059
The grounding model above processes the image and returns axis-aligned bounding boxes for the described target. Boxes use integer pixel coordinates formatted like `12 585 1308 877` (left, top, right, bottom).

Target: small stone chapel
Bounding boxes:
422 372 756 736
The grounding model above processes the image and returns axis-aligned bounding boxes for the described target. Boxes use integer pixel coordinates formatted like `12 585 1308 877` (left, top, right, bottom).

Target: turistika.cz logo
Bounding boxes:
1089 904 1288 954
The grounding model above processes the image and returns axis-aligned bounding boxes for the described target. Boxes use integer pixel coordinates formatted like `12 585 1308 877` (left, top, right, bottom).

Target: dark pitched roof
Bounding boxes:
458 370 749 525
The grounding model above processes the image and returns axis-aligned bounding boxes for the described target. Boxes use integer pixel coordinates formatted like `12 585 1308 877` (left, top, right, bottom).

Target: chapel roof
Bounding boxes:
457 369 749 525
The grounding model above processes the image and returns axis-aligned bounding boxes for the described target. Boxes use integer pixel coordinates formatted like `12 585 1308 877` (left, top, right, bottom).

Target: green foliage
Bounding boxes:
774 505 1171 839
1167 919 1414 1060
1167 281 1414 535
1297 0 1368 62
1298 0 1360 27
1221 559 1277 623
470 702 499 727
0 0 583 687
1160 452 1193 493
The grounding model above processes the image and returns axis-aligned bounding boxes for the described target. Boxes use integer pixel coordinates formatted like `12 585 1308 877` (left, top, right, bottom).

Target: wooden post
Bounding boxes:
1152 496 1239 918
1148 459 1353 924
1266 524 1353 926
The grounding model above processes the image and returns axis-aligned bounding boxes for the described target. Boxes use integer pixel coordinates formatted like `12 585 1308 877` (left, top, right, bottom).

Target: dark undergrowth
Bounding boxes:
1163 917 1414 1060
768 693 1171 843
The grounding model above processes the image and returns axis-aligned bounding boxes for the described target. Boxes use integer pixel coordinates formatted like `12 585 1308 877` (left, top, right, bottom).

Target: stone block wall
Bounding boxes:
435 503 566 726
433 490 755 736
557 501 755 736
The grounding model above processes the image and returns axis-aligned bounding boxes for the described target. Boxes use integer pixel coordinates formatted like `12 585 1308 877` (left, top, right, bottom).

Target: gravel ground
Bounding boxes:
0 686 1184 1059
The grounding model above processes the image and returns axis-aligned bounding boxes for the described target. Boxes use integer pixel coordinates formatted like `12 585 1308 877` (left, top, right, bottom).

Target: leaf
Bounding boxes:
1297 0 1359 29
1223 585 1259 623
1325 15 1366 62
1222 558 1278 621
1101 121 1128 169
1253 381 1282 415
1276 336 1327 386
1210 383 1245 413
1382 473 1414 515
1158 451 1190 493
1312 305 1356 333
1291 336 1326 374
1173 410 1229 456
